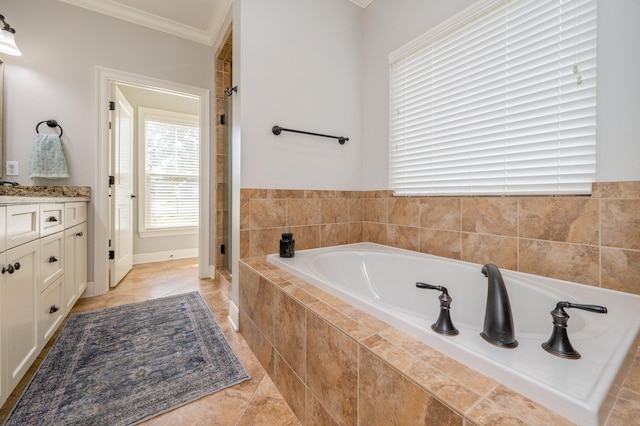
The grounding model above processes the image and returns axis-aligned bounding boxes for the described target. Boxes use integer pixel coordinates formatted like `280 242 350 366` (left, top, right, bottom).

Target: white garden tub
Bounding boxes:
268 242 640 426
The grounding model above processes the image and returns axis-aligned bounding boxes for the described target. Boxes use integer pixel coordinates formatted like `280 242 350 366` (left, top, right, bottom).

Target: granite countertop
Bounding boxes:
0 185 91 204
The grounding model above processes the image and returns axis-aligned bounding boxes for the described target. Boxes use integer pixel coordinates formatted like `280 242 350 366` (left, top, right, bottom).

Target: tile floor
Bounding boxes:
0 258 300 425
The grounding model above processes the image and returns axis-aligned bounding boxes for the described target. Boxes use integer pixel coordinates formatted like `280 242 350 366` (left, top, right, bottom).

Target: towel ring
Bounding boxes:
36 120 64 137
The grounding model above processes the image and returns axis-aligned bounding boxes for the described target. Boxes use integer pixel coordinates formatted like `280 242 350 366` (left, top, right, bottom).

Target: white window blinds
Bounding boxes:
389 0 597 195
141 109 199 232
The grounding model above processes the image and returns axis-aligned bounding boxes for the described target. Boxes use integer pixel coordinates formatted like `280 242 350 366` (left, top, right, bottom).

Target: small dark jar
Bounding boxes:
279 233 295 258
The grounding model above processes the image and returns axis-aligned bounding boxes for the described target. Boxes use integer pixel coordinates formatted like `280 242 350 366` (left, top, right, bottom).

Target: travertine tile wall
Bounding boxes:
240 181 640 295
240 189 364 258
214 27 232 270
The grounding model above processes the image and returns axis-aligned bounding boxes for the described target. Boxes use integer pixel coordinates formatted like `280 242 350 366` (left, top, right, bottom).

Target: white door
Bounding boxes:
110 85 134 287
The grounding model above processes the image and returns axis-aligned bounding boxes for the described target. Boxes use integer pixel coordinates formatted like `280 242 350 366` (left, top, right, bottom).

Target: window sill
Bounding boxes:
138 227 198 239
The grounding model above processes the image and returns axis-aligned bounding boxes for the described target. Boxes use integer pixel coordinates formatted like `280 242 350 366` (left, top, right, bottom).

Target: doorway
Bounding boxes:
96 67 211 296
109 82 202 287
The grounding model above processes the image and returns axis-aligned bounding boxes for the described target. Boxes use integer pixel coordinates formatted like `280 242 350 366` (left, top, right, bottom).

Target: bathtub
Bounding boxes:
267 242 640 426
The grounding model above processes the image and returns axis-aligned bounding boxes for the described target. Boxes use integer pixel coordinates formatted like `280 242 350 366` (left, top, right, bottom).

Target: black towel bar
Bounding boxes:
36 119 63 137
272 125 348 145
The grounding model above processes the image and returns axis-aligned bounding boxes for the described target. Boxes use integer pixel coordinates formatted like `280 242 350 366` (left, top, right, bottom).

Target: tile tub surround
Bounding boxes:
240 181 640 296
240 189 364 259
239 257 640 425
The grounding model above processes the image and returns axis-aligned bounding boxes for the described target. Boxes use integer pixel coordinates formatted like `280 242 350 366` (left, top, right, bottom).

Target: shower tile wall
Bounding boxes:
240 180 640 295
215 27 232 271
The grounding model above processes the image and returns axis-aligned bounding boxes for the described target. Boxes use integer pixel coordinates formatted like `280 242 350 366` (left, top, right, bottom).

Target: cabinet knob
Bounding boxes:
2 264 14 274
13 262 20 270
76 231 84 237
47 216 59 222
48 256 59 263
49 305 60 314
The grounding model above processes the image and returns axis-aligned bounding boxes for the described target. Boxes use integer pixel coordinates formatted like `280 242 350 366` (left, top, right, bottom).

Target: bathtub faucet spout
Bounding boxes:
480 264 518 348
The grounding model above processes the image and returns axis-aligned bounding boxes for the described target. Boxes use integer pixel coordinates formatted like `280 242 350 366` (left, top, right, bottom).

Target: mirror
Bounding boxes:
0 61 4 176
0 59 3 176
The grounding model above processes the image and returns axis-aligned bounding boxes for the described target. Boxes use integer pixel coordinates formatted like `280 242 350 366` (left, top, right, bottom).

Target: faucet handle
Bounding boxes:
554 301 607 314
416 282 450 297
542 301 607 359
416 282 458 336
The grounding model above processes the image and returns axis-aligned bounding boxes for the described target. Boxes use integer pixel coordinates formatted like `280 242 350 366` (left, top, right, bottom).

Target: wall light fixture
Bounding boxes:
0 14 22 56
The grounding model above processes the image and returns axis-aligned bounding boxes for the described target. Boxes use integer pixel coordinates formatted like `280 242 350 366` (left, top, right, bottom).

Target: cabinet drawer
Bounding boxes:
40 232 64 291
40 204 64 236
39 275 64 345
6 204 40 249
64 202 87 228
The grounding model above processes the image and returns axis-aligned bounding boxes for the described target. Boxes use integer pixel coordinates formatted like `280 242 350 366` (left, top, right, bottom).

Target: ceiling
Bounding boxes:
59 0 373 46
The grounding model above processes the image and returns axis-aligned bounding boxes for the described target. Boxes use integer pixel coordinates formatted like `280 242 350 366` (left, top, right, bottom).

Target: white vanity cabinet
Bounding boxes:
0 199 88 408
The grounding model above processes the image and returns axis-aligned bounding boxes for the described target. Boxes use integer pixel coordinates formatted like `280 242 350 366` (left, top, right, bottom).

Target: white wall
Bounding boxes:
2 0 215 281
595 0 640 181
361 0 640 189
117 85 199 259
237 0 364 190
4 0 638 287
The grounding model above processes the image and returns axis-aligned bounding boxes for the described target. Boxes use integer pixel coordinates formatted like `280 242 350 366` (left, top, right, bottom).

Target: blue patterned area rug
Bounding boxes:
4 291 250 426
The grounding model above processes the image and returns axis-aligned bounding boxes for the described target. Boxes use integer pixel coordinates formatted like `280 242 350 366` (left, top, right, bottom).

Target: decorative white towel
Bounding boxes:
29 134 70 179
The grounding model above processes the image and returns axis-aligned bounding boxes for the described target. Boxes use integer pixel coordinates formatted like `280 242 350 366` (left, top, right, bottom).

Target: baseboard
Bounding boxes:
133 248 198 265
80 281 96 298
209 264 216 279
228 301 240 332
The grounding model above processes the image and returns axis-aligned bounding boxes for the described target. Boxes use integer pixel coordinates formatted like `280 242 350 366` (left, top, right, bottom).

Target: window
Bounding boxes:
138 107 199 236
389 0 597 195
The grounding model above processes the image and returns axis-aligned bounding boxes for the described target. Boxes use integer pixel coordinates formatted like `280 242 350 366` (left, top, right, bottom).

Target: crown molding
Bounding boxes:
349 0 374 8
206 0 233 45
59 0 228 46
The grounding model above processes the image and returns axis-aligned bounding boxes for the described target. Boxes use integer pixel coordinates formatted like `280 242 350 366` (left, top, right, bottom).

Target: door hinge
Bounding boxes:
109 250 115 260
109 175 115 187
109 122 112 130
109 101 115 111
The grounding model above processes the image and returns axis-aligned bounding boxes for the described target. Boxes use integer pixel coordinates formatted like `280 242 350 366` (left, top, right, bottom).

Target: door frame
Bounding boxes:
96 66 211 296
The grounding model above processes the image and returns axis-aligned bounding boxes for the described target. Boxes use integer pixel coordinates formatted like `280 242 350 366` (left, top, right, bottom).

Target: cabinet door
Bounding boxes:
64 223 87 313
0 251 5 407
75 223 88 296
3 240 40 393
